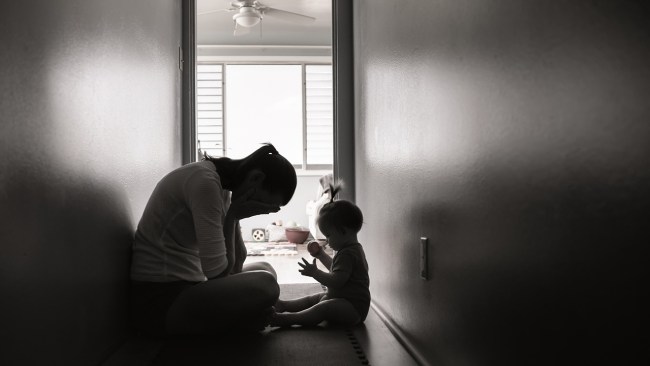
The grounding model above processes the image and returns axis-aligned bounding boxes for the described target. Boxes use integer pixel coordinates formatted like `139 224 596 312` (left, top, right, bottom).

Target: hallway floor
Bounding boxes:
104 243 418 365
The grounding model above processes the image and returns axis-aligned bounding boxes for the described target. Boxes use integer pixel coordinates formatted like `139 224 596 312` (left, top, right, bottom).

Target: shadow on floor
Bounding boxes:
152 325 368 366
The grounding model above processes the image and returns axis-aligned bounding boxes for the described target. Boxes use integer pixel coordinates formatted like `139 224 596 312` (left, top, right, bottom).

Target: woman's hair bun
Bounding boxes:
259 143 279 155
240 143 280 168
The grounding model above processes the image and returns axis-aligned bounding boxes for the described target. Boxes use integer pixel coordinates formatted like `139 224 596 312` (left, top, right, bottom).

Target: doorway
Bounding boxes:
185 0 349 284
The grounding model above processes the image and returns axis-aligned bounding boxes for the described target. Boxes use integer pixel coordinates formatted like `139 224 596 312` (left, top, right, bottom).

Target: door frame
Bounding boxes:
181 0 355 200
331 0 355 201
181 0 196 165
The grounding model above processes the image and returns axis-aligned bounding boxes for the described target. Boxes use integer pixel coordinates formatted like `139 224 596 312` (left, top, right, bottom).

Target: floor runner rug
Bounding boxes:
279 282 325 299
152 283 368 366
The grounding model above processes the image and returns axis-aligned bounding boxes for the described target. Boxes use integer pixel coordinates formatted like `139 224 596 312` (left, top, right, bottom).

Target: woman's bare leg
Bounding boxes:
165 262 279 336
242 261 277 279
271 298 360 327
275 292 326 313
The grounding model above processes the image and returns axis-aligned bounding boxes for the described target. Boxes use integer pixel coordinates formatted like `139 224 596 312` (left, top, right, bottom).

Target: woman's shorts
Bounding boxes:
130 280 196 337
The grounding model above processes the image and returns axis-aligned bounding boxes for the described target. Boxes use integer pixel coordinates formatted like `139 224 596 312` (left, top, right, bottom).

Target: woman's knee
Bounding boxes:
244 261 277 278
249 270 280 302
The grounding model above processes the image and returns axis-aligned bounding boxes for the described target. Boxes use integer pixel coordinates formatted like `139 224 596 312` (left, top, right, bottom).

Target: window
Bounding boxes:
196 63 333 171
196 64 224 158
305 65 334 169
226 65 303 164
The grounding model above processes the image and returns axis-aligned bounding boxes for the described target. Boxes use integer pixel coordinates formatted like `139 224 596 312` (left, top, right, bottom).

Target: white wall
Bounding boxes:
240 174 325 241
355 1 650 365
0 0 182 364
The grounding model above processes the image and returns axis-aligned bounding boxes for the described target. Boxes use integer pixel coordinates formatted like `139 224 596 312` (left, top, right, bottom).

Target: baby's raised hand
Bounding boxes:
307 241 322 257
298 257 318 277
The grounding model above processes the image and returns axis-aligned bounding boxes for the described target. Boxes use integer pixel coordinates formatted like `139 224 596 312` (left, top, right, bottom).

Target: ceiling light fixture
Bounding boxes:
233 6 261 27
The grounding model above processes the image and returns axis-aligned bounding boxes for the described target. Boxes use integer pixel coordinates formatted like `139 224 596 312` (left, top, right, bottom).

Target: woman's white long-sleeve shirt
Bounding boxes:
130 161 230 282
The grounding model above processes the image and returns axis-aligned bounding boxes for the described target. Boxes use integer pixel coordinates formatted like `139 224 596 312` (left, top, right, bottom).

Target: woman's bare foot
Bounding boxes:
269 308 290 327
238 306 274 333
274 299 287 313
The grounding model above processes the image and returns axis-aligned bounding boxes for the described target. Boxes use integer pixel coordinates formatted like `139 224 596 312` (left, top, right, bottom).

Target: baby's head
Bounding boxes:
316 182 363 247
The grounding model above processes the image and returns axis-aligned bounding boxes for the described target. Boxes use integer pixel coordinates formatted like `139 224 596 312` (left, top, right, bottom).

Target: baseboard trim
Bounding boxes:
370 302 431 366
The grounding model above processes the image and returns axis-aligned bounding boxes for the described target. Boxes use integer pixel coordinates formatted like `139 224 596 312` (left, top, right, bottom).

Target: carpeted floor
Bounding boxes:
151 326 367 366
104 283 419 365
279 282 325 300
150 283 370 366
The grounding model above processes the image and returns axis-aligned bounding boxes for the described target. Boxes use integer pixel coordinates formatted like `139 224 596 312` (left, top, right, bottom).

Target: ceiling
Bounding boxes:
197 0 332 46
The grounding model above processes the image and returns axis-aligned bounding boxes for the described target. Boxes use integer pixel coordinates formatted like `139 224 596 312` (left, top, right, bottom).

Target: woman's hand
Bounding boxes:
227 188 280 220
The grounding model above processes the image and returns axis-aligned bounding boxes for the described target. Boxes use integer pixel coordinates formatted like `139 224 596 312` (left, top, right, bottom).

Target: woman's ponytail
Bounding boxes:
236 143 296 205
203 143 296 205
250 143 279 159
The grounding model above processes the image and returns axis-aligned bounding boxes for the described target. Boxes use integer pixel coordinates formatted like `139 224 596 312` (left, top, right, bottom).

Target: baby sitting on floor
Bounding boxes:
271 183 370 327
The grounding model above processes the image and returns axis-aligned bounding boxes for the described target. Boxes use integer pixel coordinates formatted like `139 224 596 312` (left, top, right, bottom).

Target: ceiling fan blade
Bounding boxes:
262 7 316 24
198 8 234 16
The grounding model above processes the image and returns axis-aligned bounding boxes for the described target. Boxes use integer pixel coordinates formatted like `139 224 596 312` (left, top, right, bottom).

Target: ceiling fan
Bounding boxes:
198 0 316 36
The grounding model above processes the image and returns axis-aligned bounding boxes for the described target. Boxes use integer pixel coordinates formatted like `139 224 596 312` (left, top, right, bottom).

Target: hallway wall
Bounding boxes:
0 0 182 364
354 1 650 365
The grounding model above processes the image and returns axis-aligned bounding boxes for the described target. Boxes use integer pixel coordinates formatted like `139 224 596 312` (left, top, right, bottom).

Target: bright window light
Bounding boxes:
225 64 303 164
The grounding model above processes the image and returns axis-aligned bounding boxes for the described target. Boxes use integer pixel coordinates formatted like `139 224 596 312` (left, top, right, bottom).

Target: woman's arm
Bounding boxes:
232 220 247 273
222 213 238 276
187 172 232 280
212 215 245 278
224 190 280 275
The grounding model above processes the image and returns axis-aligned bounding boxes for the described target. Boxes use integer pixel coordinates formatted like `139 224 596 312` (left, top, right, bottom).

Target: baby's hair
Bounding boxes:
317 180 363 233
324 180 344 204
